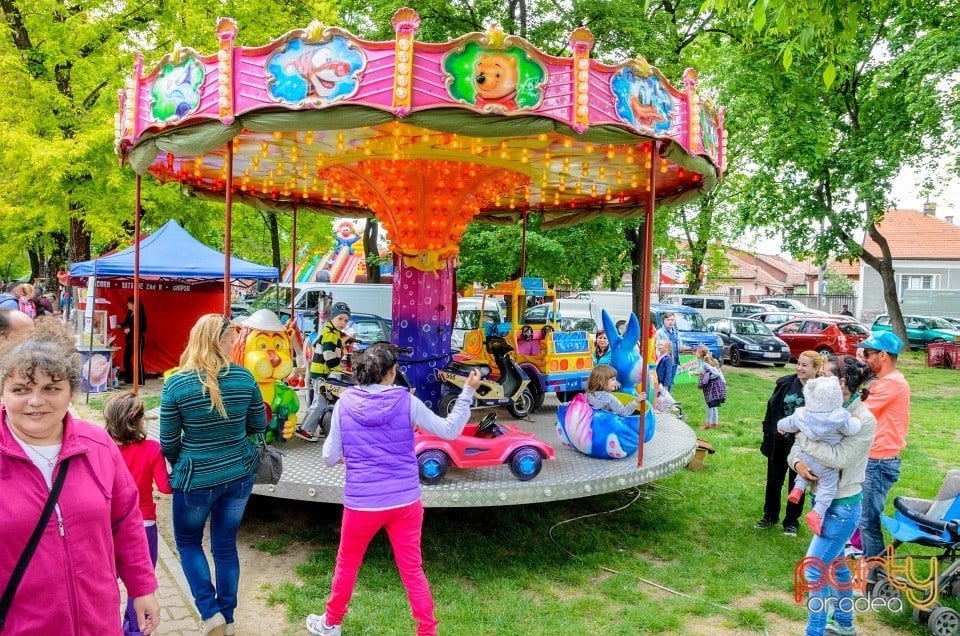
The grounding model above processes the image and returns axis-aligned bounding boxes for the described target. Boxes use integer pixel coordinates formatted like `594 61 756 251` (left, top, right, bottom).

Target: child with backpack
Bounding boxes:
695 347 726 429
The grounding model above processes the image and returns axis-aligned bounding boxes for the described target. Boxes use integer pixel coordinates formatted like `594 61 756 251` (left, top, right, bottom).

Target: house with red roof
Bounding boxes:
858 206 960 317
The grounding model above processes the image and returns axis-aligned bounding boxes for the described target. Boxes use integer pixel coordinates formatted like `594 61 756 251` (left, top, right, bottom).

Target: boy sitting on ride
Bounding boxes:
296 302 352 442
777 375 861 536
585 364 642 416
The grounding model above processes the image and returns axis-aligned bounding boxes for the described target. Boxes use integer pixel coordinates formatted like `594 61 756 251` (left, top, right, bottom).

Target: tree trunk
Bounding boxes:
68 214 91 263
363 219 381 284
859 204 908 344
626 225 646 317
267 212 281 273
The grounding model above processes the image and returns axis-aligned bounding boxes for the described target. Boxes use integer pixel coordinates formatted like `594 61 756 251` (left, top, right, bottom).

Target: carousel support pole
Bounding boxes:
290 203 297 331
133 175 142 395
519 210 528 279
637 142 658 468
223 142 234 316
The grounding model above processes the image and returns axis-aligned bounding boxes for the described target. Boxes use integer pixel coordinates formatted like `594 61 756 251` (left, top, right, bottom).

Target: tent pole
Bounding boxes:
223 142 234 315
637 141 657 468
133 175 142 395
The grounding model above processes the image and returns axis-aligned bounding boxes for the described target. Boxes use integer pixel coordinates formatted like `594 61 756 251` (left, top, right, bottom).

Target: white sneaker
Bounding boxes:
200 612 227 636
305 613 342 636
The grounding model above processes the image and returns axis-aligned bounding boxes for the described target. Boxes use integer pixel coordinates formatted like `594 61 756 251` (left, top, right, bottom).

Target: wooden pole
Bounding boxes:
637 142 657 467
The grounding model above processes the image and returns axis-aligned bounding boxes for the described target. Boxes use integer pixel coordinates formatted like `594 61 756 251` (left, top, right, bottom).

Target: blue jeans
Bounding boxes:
803 499 862 636
861 458 900 558
173 475 254 623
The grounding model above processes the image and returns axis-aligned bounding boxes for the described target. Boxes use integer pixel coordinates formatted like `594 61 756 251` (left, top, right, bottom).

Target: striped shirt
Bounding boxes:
160 364 267 491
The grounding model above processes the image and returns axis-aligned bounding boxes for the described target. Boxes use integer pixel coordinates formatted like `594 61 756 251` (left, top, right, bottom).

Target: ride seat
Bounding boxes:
448 360 492 377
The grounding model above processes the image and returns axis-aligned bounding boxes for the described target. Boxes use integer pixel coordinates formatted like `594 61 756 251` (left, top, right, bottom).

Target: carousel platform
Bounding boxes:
150 396 697 508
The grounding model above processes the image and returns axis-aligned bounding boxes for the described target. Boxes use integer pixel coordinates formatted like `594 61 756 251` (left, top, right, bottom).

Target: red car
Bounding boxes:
773 317 870 359
414 414 555 484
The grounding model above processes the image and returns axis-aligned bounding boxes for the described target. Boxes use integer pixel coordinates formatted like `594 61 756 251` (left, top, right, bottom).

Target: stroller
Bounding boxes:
876 469 960 636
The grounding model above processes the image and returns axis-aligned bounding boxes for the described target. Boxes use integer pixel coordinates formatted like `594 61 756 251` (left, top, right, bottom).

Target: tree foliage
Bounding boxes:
718 0 960 341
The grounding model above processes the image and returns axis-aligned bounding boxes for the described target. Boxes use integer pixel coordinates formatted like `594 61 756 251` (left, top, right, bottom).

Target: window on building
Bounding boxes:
899 274 936 292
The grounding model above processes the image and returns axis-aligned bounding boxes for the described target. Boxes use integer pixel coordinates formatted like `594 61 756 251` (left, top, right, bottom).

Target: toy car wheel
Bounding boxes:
508 446 543 481
508 387 533 418
529 382 545 412
729 347 742 366
438 393 459 418
928 606 960 636
417 450 450 485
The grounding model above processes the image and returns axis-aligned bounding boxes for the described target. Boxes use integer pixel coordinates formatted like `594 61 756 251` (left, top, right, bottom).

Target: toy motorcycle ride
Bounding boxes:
438 336 534 419
300 340 413 438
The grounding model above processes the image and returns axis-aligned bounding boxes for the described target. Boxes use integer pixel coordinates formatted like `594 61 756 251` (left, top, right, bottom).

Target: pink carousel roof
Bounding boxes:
115 9 725 237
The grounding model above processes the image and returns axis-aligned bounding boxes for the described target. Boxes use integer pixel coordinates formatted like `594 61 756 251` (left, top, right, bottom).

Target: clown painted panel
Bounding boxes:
265 36 366 107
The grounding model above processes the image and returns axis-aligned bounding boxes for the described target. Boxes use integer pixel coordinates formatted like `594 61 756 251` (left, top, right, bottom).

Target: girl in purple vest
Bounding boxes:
306 344 481 636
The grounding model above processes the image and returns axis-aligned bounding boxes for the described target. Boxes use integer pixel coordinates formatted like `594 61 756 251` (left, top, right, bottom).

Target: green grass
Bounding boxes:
264 351 960 634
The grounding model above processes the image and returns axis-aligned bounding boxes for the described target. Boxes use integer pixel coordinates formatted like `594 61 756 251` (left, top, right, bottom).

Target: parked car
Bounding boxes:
748 311 809 327
774 317 870 359
347 313 392 346
453 297 504 349
871 314 960 350
731 302 770 318
943 317 960 329
660 294 730 321
650 303 722 360
524 300 599 333
759 298 827 314
706 317 791 367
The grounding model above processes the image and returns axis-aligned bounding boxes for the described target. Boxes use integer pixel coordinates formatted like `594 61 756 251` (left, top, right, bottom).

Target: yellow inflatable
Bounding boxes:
232 309 299 442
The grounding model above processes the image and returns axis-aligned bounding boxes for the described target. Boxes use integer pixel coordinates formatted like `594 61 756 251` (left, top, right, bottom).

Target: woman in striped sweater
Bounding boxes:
160 314 267 636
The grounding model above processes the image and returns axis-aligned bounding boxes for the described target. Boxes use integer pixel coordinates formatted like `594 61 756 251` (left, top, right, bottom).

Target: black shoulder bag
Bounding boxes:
0 456 72 632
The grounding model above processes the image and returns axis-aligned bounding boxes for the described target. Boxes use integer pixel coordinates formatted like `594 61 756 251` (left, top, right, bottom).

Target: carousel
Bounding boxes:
118 9 725 506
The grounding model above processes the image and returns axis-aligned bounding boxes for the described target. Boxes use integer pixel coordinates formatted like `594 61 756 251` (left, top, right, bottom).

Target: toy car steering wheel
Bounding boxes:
477 413 498 436
520 325 534 342
541 325 554 339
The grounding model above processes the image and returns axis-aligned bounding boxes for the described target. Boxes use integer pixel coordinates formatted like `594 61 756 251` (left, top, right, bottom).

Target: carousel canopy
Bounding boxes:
115 10 725 245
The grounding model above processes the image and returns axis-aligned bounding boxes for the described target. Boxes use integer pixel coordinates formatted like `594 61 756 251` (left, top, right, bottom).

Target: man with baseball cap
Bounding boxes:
856 331 911 561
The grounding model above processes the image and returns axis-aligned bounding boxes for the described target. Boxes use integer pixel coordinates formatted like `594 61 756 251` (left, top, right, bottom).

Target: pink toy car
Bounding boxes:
415 413 556 484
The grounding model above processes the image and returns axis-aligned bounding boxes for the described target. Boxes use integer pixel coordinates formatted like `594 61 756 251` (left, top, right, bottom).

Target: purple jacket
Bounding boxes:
0 408 157 635
338 386 419 510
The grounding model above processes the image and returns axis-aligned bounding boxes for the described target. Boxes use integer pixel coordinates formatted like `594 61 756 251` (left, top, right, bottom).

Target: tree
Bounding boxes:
718 1 960 343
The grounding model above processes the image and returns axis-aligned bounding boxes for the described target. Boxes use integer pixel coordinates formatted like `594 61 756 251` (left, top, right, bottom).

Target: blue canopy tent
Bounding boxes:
70 219 279 376
70 219 278 280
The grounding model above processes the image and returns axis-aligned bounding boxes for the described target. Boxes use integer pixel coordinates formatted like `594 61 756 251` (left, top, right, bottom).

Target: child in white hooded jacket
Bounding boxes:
777 375 861 536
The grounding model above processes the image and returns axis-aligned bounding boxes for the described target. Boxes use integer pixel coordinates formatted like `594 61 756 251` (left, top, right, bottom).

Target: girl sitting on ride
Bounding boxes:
585 364 642 416
593 330 611 365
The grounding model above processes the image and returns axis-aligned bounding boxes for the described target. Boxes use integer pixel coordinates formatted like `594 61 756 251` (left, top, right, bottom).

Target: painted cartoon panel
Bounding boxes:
266 36 366 106
150 57 205 123
443 42 546 113
611 68 673 134
700 106 719 157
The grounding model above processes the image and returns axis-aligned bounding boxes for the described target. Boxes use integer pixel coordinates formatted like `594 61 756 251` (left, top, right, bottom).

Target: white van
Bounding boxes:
250 282 393 334
660 294 730 321
573 290 659 324
452 297 505 349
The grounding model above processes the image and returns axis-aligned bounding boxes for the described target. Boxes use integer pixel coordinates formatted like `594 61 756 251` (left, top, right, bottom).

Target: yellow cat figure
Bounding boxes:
232 310 299 442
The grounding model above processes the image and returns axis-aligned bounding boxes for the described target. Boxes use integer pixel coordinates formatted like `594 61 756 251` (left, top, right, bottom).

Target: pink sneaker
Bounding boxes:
805 510 823 536
787 487 804 504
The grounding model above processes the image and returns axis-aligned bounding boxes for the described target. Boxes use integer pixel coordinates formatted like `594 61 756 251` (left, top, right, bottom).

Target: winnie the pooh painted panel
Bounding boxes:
444 42 546 113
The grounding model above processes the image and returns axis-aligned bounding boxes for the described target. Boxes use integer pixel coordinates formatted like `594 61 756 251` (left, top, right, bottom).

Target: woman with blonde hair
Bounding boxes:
756 350 825 537
160 314 266 636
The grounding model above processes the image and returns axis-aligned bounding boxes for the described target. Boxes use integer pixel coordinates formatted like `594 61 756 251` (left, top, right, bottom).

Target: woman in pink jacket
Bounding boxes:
0 336 160 635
